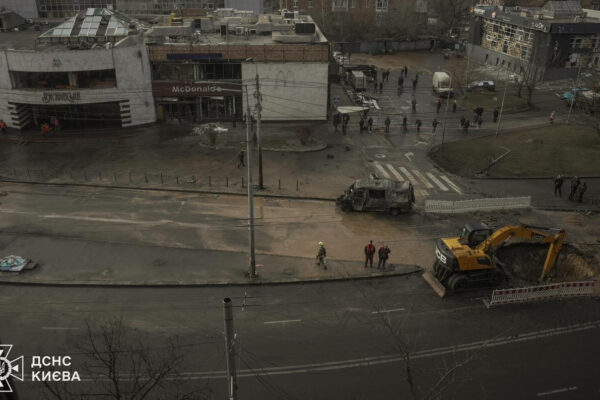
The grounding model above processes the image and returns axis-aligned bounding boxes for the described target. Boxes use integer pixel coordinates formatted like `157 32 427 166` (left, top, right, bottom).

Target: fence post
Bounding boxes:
144 170 148 183
242 176 244 188
226 176 229 187
296 179 299 192
160 172 164 184
176 175 179 185
279 179 281 190
209 176 211 186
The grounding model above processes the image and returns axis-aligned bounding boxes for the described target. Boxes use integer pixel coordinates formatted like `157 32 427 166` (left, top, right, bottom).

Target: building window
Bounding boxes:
376 0 388 12
293 0 299 7
308 0 313 7
332 0 349 11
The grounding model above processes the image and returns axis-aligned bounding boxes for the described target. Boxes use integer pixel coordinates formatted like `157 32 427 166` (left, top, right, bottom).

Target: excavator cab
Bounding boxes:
458 223 493 248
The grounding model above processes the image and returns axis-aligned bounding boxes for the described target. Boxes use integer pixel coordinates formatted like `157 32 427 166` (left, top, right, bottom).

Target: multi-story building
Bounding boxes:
0 0 39 19
36 0 115 18
115 0 224 15
469 1 600 81
0 8 155 130
146 10 329 122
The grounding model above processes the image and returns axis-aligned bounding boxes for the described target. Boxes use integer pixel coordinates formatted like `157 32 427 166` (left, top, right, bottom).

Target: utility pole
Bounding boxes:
441 74 452 151
495 79 509 137
567 59 584 123
255 73 264 190
245 85 257 278
223 298 237 400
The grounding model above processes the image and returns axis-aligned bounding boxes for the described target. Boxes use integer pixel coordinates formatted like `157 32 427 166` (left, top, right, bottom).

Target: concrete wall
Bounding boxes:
0 0 39 19
242 62 328 121
0 36 156 128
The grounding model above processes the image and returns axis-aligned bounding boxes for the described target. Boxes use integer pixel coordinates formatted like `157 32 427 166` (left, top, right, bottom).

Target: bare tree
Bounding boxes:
429 0 472 35
43 318 212 400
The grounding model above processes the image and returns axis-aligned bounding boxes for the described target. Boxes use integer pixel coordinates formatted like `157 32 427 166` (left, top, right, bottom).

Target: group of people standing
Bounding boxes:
554 175 587 203
315 240 392 270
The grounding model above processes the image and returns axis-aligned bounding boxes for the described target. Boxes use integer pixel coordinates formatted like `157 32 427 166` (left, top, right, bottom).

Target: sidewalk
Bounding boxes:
0 233 421 286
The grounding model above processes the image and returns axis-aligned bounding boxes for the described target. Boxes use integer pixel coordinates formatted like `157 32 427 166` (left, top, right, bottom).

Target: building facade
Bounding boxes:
469 1 600 81
115 0 224 15
37 0 115 18
147 12 329 122
0 9 155 130
0 0 39 19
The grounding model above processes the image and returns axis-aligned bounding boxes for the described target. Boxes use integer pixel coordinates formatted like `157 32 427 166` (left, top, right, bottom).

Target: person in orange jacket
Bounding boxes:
364 240 376 268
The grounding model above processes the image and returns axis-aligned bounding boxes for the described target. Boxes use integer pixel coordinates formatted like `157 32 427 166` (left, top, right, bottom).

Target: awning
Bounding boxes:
336 106 369 114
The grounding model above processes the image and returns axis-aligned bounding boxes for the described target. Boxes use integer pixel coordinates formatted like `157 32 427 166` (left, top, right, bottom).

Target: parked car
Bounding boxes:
467 80 495 92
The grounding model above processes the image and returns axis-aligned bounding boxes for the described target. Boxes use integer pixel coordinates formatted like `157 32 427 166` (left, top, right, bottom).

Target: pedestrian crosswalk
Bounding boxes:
372 162 462 195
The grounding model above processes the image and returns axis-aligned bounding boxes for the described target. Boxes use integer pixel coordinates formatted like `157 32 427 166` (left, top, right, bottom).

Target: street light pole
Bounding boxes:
244 85 257 278
441 74 452 151
255 73 264 190
495 79 509 137
223 298 237 400
567 60 584 123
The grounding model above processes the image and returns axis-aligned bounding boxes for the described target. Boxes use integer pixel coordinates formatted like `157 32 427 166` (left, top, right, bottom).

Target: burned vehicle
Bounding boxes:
336 178 414 215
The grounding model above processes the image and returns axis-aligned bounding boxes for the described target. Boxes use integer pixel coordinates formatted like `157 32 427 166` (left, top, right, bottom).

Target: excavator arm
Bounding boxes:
479 225 566 281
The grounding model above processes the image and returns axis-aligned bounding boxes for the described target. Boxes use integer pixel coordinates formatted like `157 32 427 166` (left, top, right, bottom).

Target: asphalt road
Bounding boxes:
2 278 599 399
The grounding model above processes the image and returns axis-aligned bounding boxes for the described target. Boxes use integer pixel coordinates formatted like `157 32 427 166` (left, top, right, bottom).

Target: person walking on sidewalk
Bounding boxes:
415 119 422 133
550 111 555 124
402 115 408 133
237 150 245 168
477 115 483 129
359 118 365 133
462 119 470 135
577 182 587 203
364 240 376 268
432 118 439 133
384 116 391 134
377 245 391 269
412 79 417 91
554 175 564 197
379 81 383 94
398 75 404 87
452 99 457 113
316 241 327 269
404 65 408 77
436 99 442 114
493 107 499 123
411 98 417 112
333 112 341 132
460 116 466 128
569 176 580 200
367 116 373 132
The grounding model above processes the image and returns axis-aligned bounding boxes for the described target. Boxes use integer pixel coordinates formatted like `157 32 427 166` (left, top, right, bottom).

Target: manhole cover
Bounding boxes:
375 153 387 159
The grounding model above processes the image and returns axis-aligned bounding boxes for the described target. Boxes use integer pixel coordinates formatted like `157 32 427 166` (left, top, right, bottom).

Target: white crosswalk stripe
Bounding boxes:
385 164 405 182
374 162 391 179
440 175 462 194
399 167 416 184
369 163 462 194
412 170 434 188
426 173 449 191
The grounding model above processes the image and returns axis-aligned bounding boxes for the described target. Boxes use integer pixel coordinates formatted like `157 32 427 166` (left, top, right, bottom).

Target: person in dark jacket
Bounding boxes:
384 116 391 133
569 176 580 200
577 182 587 203
554 175 564 197
402 115 408 133
377 245 391 269
367 116 373 132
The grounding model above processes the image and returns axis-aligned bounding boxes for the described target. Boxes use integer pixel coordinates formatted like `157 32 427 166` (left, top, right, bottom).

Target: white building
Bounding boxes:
0 8 155 130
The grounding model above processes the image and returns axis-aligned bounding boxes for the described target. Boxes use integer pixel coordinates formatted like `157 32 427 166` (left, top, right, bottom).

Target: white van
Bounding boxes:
432 72 453 97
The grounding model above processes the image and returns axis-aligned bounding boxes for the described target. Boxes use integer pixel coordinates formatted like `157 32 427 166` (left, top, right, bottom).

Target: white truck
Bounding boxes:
432 71 454 97
350 70 367 92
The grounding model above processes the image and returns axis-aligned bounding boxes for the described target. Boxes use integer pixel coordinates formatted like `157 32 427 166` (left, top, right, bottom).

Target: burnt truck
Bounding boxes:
336 178 415 215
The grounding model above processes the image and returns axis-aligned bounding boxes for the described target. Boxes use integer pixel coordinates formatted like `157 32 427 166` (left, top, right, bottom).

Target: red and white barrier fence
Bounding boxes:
485 281 598 307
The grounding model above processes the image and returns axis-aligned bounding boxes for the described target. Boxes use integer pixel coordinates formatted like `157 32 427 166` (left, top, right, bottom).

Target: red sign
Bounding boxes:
152 82 243 97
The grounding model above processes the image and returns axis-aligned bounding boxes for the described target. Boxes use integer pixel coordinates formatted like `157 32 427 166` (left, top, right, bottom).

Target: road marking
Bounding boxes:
263 319 302 325
374 162 391 179
537 387 578 397
399 167 416 184
371 308 405 314
50 319 600 382
42 327 79 330
412 170 434 188
426 173 449 191
385 164 405 182
439 175 462 194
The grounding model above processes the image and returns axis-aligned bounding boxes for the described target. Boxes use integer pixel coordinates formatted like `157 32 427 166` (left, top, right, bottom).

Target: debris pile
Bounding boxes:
496 243 596 285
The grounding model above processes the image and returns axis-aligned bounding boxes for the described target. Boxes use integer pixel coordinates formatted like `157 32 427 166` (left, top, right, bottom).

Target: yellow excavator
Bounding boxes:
423 223 566 297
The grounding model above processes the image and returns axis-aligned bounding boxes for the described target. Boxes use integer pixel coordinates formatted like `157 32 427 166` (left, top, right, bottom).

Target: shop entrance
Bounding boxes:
159 95 242 123
19 102 122 130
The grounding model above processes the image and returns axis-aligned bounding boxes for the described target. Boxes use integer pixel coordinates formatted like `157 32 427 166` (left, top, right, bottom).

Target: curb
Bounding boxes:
0 265 423 288
0 179 338 202
196 141 329 153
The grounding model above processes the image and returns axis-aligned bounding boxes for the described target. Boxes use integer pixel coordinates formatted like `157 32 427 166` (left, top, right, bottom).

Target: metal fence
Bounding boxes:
0 168 307 193
425 197 532 214
484 281 597 307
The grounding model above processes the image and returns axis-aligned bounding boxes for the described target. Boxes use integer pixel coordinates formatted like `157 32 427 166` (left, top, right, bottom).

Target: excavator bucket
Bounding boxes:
422 271 447 298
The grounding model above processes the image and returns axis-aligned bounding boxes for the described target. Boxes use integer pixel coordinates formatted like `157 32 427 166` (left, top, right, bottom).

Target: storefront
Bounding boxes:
153 82 243 123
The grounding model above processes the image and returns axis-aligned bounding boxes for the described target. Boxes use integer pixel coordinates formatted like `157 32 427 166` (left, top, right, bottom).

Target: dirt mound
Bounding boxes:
496 243 597 285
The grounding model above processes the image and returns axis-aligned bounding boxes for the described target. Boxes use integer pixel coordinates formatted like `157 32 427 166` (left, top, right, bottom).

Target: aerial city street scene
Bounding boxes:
0 0 599 398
